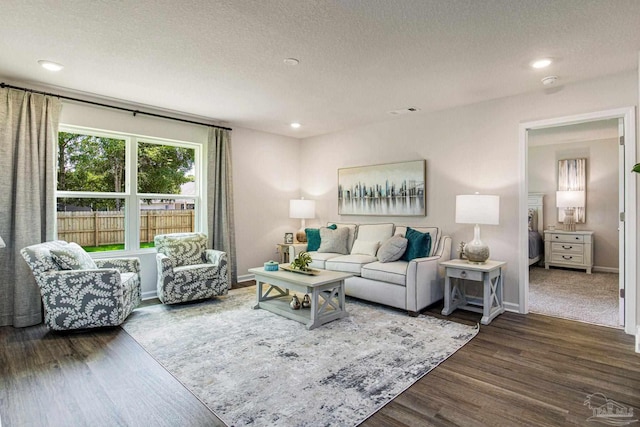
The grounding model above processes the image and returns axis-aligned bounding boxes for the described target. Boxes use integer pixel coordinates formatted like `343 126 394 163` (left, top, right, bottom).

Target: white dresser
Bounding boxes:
544 230 594 274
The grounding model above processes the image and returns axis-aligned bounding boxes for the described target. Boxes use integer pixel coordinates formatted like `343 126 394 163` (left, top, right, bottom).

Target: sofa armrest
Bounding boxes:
156 252 174 274
288 243 308 260
205 249 229 290
205 249 227 266
95 257 140 274
405 235 452 313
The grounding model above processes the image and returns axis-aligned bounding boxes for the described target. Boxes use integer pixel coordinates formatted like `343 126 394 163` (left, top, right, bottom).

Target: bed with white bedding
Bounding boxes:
528 193 544 266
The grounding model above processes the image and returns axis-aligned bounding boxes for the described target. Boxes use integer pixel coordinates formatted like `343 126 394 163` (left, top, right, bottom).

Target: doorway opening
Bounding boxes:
518 107 637 335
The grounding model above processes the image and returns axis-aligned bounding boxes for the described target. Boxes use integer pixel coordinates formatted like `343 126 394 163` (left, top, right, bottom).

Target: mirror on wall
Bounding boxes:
557 158 586 223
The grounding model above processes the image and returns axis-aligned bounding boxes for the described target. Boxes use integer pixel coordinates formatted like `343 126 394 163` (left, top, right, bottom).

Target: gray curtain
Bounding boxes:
207 127 237 288
0 88 61 327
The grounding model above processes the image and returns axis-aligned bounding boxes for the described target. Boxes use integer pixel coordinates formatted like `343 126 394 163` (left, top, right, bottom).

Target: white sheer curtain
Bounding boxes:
0 88 61 327
207 127 237 288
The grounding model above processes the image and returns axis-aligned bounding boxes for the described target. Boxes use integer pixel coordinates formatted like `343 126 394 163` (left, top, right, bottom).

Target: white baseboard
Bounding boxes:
504 301 520 313
593 266 619 274
636 325 640 353
237 274 254 283
141 290 158 301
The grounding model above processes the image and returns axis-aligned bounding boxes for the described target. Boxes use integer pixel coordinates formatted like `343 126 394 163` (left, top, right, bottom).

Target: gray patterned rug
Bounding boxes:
122 286 478 427
529 266 619 328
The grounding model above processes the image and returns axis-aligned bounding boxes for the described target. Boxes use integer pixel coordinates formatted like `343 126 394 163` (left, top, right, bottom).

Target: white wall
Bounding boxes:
299 70 638 309
230 127 301 279
59 102 299 296
528 138 619 270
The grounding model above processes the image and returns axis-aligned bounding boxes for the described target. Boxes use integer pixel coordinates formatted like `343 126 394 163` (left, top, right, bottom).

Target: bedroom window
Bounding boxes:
56 126 201 252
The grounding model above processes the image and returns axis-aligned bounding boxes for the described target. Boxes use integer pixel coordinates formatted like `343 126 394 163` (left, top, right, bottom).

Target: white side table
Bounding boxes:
276 243 294 264
440 259 506 325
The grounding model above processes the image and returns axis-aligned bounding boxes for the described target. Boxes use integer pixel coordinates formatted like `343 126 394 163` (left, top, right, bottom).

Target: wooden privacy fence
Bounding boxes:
57 210 195 247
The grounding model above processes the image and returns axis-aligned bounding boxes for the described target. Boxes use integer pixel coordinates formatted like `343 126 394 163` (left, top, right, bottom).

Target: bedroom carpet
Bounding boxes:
122 286 478 427
528 267 619 328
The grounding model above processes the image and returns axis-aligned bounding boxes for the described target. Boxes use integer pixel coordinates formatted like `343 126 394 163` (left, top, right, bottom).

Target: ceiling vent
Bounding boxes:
388 107 421 115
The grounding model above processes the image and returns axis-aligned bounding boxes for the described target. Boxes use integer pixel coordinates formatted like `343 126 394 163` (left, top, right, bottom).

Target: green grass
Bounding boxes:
83 242 155 252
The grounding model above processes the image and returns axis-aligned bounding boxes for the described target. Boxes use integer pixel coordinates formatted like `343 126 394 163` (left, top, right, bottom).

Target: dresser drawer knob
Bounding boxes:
562 255 573 260
460 271 467 278
562 245 573 249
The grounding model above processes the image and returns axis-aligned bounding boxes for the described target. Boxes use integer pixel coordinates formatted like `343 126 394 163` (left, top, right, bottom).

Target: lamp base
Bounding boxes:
295 230 307 243
464 242 490 264
463 224 490 264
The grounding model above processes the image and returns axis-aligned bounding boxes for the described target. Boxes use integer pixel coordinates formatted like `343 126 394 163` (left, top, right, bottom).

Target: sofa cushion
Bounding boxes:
361 261 408 286
326 254 378 275
329 223 358 253
395 226 440 256
318 227 350 254
401 227 432 261
305 224 337 252
354 223 394 244
50 242 97 270
377 235 408 263
350 240 381 257
308 251 342 269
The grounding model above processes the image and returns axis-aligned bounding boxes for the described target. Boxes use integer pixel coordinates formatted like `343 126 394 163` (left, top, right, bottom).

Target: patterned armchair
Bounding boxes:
20 240 141 331
154 232 229 304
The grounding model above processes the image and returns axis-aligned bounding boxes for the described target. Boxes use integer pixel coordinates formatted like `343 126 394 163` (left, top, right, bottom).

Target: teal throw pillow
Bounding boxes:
305 224 337 252
401 227 432 261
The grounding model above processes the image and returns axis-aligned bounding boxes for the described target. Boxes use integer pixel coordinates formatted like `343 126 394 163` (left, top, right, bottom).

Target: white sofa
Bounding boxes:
289 223 452 316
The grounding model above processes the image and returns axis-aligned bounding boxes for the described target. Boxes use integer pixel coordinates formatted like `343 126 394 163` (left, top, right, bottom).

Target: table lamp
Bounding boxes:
455 194 500 264
556 190 585 232
289 198 316 243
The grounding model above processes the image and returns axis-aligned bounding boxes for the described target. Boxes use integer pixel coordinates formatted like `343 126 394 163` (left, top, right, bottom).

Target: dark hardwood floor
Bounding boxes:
1 285 638 427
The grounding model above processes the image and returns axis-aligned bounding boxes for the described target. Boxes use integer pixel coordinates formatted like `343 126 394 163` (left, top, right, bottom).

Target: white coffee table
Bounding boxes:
249 266 351 330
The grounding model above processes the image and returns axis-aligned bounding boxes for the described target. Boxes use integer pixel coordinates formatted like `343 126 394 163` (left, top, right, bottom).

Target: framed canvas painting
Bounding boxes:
338 160 426 216
557 158 586 223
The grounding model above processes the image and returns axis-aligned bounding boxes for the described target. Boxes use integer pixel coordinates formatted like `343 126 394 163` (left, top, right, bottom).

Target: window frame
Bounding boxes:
56 124 203 254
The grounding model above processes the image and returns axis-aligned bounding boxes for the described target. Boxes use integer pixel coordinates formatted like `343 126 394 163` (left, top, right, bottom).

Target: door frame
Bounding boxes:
518 106 637 335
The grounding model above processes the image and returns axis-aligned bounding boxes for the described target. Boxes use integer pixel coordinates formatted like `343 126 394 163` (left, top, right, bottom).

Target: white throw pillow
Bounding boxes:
377 235 408 263
350 240 381 257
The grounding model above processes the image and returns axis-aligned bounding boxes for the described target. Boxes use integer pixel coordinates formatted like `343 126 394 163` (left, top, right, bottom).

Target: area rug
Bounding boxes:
122 286 478 427
529 266 619 328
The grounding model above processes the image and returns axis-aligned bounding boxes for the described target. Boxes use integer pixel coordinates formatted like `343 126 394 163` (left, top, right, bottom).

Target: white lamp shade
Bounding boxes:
289 199 316 219
455 195 500 225
556 190 585 208
0 235 4 248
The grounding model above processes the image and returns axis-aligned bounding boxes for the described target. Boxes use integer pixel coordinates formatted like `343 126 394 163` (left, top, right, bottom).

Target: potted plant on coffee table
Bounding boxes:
289 252 313 273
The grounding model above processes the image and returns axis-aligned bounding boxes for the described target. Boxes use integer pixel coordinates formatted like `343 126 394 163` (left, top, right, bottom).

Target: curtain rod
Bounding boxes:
0 82 232 131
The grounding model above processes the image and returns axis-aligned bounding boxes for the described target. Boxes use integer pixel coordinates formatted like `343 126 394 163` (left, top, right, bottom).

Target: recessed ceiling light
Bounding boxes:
290 122 301 128
283 58 300 66
38 60 64 72
531 58 552 69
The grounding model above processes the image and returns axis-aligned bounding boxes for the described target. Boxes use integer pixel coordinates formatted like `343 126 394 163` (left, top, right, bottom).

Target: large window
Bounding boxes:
56 126 201 252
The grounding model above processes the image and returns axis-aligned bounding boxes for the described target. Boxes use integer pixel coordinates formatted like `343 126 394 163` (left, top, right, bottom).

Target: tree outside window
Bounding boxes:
56 128 200 252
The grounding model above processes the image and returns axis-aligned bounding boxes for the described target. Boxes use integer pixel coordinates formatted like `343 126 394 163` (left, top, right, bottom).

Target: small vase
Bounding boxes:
301 294 311 309
290 295 301 310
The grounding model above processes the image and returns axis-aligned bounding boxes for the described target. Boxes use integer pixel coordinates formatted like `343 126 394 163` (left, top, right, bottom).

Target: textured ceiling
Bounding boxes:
1 0 640 138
